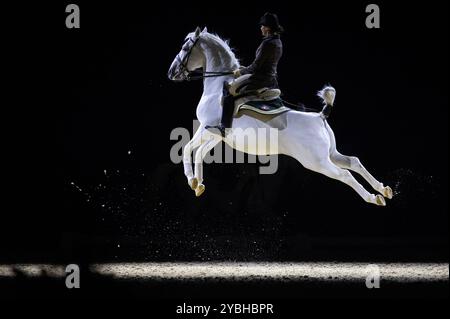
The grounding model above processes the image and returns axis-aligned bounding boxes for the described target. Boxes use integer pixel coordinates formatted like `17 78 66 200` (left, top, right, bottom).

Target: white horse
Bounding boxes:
167 27 393 206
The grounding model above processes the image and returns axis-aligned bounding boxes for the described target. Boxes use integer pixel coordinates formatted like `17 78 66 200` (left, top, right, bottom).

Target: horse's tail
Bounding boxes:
317 85 336 119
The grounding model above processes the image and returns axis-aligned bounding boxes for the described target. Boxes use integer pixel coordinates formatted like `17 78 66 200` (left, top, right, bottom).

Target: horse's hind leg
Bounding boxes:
330 152 393 199
193 134 221 197
324 121 393 199
303 158 386 206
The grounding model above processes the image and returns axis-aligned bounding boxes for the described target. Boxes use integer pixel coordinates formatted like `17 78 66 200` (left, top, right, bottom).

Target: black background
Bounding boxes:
2 1 448 270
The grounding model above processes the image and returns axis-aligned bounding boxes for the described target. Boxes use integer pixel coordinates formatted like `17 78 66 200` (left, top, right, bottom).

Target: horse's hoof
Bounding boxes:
382 186 393 199
375 194 386 206
188 177 198 190
195 184 205 197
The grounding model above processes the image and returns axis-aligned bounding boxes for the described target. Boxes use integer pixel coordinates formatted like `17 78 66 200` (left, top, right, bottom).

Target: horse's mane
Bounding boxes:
186 30 241 69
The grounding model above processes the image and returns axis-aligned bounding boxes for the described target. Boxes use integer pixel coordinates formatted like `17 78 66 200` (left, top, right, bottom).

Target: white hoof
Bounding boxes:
375 194 386 206
195 184 205 197
188 177 198 190
382 186 393 199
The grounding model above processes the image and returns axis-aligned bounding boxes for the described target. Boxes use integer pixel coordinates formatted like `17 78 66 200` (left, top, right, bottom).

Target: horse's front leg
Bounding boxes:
183 127 204 190
193 133 222 197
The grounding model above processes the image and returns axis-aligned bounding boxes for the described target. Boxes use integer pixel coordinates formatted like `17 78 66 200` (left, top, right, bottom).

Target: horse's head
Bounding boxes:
167 26 206 81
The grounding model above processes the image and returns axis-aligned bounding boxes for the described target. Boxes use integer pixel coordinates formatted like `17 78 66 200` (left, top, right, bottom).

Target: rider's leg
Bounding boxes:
205 79 262 137
205 82 235 137
221 92 235 128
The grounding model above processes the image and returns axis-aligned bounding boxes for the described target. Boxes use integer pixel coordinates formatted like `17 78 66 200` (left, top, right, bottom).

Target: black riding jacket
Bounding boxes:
239 34 283 89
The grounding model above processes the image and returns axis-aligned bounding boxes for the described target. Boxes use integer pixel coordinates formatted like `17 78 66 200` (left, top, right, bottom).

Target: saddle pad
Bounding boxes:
236 97 291 115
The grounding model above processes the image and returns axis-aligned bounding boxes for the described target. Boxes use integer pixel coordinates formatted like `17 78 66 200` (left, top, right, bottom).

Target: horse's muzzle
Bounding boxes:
168 66 184 81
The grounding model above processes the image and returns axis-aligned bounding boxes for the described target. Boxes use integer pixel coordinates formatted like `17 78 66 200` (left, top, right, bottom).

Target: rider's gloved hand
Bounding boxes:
233 69 241 78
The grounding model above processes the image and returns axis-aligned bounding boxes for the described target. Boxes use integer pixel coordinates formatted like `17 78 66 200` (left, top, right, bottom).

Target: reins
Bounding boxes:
185 70 234 81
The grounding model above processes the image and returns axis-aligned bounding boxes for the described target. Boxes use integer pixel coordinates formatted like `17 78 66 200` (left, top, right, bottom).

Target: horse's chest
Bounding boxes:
196 94 221 123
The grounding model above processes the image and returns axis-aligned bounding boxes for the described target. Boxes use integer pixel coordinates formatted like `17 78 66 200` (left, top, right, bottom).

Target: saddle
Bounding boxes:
227 74 290 116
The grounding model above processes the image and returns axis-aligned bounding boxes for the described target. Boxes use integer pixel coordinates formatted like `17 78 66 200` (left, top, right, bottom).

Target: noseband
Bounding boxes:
174 36 233 81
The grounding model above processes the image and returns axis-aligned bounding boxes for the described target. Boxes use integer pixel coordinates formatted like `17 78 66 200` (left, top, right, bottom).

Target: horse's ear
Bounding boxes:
202 26 208 33
194 26 201 37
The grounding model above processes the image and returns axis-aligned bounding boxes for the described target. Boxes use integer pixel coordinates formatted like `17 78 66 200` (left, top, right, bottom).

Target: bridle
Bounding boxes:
174 36 234 81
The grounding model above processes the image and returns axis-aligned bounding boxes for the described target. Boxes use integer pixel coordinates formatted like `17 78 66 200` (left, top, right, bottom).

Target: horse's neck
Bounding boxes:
202 44 238 94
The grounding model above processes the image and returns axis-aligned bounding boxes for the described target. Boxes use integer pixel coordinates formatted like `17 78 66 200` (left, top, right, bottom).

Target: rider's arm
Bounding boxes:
240 41 275 75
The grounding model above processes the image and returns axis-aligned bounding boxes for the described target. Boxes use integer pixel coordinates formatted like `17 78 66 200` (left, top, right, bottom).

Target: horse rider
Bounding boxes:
206 12 284 137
